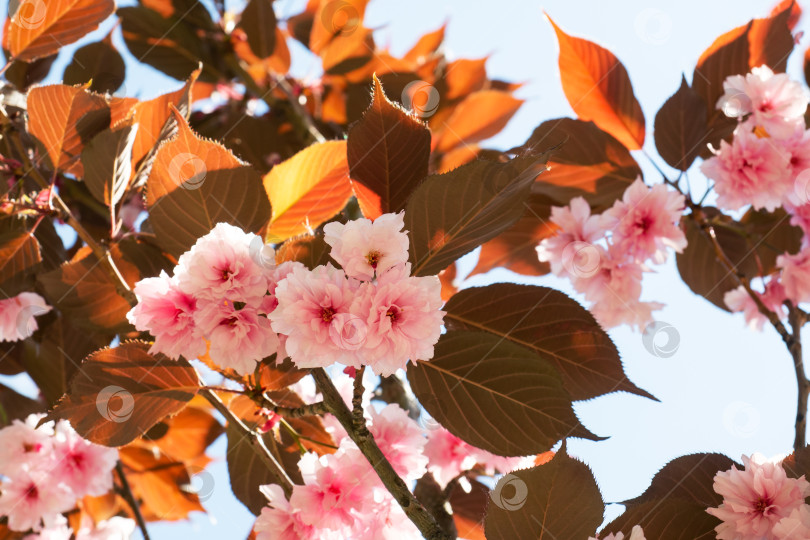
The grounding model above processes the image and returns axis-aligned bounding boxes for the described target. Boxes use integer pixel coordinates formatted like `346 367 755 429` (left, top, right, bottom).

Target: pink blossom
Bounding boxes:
126 271 206 360
353 264 444 376
700 127 792 212
773 505 810 540
785 202 810 237
23 520 72 540
270 264 360 368
361 498 422 540
254 484 324 540
74 517 137 540
0 292 52 343
259 261 307 315
289 449 376 530
0 415 54 475
778 248 810 304
195 301 279 375
52 420 117 497
175 223 268 303
600 179 686 264
537 197 605 276
368 405 428 481
423 427 479 486
717 66 808 139
0 468 74 532
783 129 810 183
725 280 787 331
588 525 646 540
707 453 810 540
323 212 410 281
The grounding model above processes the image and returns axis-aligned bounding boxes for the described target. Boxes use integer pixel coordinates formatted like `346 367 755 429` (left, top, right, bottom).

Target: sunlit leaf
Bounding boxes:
434 90 523 153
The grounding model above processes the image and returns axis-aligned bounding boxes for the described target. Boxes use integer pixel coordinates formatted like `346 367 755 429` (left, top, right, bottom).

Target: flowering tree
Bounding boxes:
4 0 810 539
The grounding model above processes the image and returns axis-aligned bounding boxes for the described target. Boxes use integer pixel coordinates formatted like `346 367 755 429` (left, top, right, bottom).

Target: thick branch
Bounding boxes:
311 368 452 540
260 395 329 419
115 461 151 540
201 388 295 497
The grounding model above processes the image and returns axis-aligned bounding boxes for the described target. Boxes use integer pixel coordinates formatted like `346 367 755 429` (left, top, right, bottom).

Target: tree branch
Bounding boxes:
115 461 151 540
200 388 295 497
788 304 809 451
311 368 453 540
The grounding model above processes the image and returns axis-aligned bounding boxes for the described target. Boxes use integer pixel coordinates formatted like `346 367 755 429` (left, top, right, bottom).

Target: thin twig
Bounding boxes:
311 368 452 540
788 304 809 451
115 461 151 540
200 388 295 496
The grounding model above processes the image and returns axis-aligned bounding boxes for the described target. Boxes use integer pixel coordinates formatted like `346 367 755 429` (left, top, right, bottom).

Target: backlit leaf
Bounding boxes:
47 341 199 447
144 108 271 257
264 141 352 242
654 76 709 171
82 121 138 209
434 90 523 153
548 15 645 150
347 75 431 219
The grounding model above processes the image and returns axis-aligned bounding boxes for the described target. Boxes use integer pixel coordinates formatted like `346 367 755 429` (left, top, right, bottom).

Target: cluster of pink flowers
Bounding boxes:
254 397 533 540
707 453 810 540
0 414 119 534
23 516 135 540
0 292 51 342
128 213 445 377
536 179 686 329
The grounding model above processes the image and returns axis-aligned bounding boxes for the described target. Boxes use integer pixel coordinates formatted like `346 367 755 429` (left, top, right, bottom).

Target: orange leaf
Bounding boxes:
547 15 645 150
150 406 224 462
309 0 369 54
263 140 352 242
6 0 115 61
434 90 523 153
443 57 488 100
403 23 446 63
144 107 271 257
27 84 111 176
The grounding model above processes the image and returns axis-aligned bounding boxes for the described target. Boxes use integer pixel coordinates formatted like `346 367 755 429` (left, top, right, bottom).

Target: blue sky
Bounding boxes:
2 0 805 537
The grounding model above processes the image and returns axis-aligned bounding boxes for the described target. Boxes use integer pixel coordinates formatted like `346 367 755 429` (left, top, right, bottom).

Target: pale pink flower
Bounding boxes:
195 301 279 375
0 468 74 532
537 197 605 276
783 129 810 183
725 280 787 331
368 405 428 481
254 484 324 540
361 497 422 540
778 248 810 304
773 505 810 540
471 450 535 478
0 415 54 475
289 449 376 530
588 525 646 540
707 453 810 540
423 427 479 486
353 264 444 376
700 127 792 211
127 271 206 360
785 202 810 237
259 261 307 315
600 179 686 264
23 520 72 540
323 212 410 281
52 420 117 497
717 66 808 139
75 517 136 540
175 223 268 303
0 292 52 343
270 264 360 368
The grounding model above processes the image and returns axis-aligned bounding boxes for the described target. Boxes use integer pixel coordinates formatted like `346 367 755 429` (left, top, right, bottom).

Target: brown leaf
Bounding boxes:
405 155 545 277
150 406 224 462
407 331 601 456
0 220 41 295
6 0 115 61
654 76 709 171
237 0 277 59
520 118 641 209
347 75 431 219
264 140 352 242
484 450 604 539
81 121 138 209
444 283 654 401
547 15 645 150
449 479 488 540
27 84 111 176
47 341 200 447
226 423 290 515
693 6 794 114
601 499 720 540
275 233 332 270
62 31 125 94
144 107 271 257
434 90 523 153
0 382 44 426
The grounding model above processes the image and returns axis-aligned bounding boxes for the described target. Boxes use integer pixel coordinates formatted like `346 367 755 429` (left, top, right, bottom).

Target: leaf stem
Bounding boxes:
200 388 295 496
115 461 151 540
311 368 453 540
